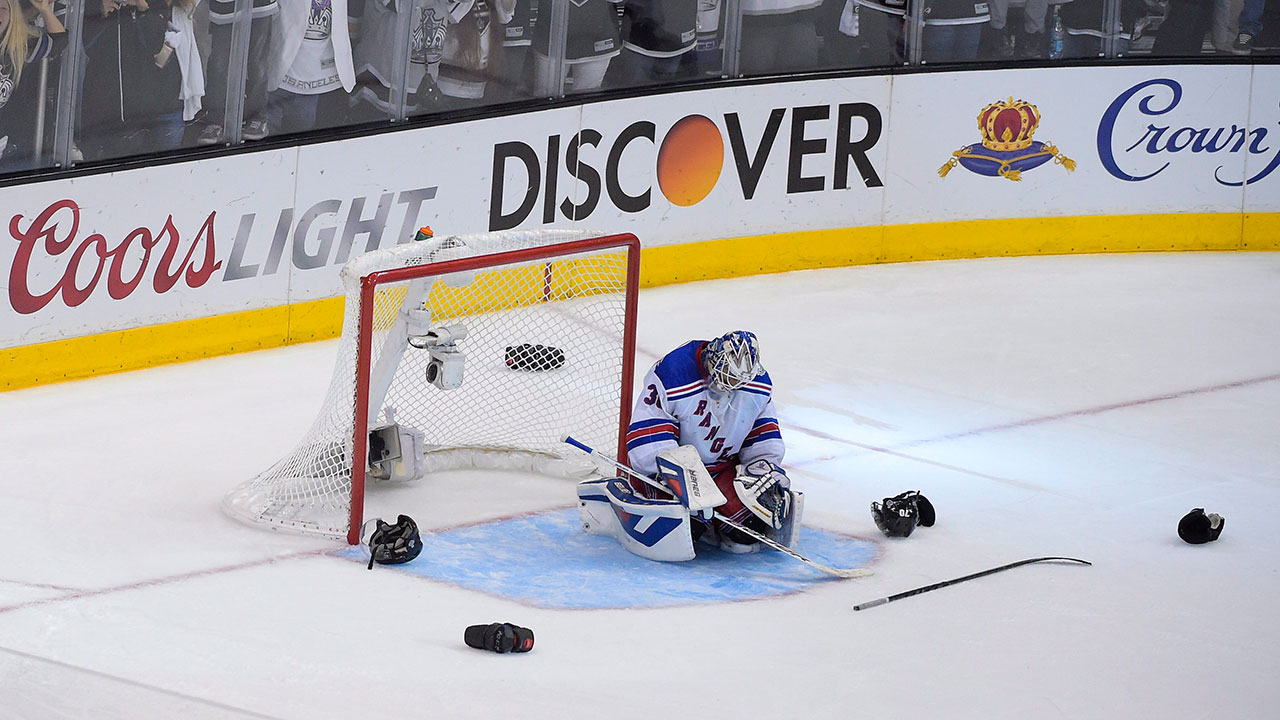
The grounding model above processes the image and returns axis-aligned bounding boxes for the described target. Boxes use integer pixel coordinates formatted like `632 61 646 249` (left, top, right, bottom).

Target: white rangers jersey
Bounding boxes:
626 340 784 478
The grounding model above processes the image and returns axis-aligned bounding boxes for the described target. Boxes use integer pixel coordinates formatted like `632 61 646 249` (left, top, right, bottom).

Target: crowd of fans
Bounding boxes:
1 0 1275 173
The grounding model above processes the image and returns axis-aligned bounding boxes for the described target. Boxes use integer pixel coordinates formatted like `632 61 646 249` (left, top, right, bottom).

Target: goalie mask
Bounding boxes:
703 331 764 392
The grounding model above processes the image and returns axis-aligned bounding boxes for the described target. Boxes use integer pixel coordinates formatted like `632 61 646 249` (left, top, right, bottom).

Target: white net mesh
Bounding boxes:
223 229 636 538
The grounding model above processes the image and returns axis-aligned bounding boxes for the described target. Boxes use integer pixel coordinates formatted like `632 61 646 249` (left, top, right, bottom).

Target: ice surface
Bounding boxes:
1 252 1278 719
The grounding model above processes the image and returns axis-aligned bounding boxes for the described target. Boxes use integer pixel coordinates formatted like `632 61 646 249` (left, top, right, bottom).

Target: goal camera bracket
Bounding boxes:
367 419 426 483
407 314 469 391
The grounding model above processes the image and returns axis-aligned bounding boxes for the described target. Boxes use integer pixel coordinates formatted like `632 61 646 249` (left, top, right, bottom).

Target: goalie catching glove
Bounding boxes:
871 490 936 538
733 459 793 531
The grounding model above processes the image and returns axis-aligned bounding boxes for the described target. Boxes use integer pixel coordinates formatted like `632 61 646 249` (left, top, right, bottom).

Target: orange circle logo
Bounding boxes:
656 115 724 207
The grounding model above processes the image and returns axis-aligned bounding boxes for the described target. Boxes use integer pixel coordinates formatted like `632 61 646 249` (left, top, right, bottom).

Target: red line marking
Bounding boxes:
901 372 1280 448
0 549 333 615
785 373 1280 496
0 578 84 593
1 507 582 615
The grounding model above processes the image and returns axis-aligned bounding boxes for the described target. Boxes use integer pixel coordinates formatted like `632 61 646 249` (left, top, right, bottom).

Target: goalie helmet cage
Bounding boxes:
224 229 640 544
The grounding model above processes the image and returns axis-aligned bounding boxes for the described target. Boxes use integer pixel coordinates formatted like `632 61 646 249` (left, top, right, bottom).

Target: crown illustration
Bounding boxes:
978 98 1040 151
939 97 1074 182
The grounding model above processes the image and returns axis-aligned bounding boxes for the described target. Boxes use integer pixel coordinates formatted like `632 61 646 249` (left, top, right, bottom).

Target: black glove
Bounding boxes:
505 344 566 371
464 623 535 654
871 490 936 538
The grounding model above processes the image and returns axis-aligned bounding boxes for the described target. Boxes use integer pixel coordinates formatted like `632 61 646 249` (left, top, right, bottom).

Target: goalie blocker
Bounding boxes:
576 446 802 562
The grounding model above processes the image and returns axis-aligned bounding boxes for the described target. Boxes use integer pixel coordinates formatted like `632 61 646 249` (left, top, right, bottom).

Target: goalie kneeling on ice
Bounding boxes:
576 452 805 562
505 344 565 371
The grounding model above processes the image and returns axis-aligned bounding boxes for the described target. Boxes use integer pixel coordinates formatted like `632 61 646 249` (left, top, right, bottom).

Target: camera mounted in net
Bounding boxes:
408 322 468 390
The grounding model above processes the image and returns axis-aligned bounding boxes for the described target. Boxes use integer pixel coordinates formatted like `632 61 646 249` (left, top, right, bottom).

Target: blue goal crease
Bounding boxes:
337 509 878 609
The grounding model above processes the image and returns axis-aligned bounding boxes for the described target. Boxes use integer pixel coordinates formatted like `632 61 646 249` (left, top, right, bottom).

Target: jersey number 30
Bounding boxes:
643 384 661 408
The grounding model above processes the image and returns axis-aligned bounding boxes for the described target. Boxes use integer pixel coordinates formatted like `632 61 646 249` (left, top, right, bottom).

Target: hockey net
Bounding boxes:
224 229 639 542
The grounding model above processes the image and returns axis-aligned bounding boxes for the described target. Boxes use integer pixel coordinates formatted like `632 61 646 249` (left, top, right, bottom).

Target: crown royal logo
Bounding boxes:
939 98 1075 181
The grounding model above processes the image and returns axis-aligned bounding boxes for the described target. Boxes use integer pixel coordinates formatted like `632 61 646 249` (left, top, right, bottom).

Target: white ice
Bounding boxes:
2 252 1278 719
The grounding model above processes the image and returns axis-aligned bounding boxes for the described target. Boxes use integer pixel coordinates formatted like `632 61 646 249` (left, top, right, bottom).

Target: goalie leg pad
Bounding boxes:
577 478 695 562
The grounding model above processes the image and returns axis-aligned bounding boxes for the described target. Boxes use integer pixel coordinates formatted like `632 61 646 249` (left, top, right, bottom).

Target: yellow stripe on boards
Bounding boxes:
1 298 344 391
644 212 1266 286
1243 212 1280 250
4 213 1277 391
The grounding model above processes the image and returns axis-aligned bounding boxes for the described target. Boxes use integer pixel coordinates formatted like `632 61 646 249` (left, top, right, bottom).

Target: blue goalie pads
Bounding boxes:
577 478 695 562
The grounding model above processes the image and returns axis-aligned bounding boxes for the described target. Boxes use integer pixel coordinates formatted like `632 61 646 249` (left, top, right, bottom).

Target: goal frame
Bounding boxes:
345 233 641 543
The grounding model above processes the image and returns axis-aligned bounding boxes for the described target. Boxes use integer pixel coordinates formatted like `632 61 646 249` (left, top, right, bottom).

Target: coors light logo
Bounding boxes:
6 188 437 316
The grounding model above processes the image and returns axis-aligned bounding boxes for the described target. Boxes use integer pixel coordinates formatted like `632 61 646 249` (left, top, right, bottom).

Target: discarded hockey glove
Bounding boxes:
871 490 936 538
1178 508 1225 545
505 344 566 371
464 623 535 654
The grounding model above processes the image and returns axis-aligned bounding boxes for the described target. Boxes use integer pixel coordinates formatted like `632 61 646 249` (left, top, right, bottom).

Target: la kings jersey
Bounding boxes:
622 0 697 57
532 0 623 62
626 340 784 479
352 0 471 108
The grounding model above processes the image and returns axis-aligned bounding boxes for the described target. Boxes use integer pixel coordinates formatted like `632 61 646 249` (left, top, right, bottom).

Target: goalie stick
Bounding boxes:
562 435 871 579
851 556 1092 611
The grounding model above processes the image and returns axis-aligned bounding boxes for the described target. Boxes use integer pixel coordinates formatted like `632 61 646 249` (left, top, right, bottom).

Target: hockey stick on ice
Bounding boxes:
851 556 1092 611
562 435 871 579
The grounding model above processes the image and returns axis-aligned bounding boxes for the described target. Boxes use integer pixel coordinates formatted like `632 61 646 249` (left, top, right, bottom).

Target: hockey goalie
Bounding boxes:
578 331 803 561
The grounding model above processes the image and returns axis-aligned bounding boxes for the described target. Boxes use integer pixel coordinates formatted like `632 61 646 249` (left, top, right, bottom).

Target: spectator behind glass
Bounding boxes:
531 0 622 96
164 0 205 125
1255 0 1280 51
348 0 457 121
1151 0 1214 54
0 0 66 171
853 0 907 66
1210 0 1245 52
267 0 356 135
738 0 822 76
817 0 867 69
198 0 278 144
436 0 514 107
1233 0 1264 52
80 0 186 161
1058 0 1148 57
917 0 988 62
491 0 534 101
693 0 724 75
608 0 698 88
984 0 1049 58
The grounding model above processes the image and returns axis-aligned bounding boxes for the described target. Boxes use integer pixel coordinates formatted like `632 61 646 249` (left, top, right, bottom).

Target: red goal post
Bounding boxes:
224 230 641 543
